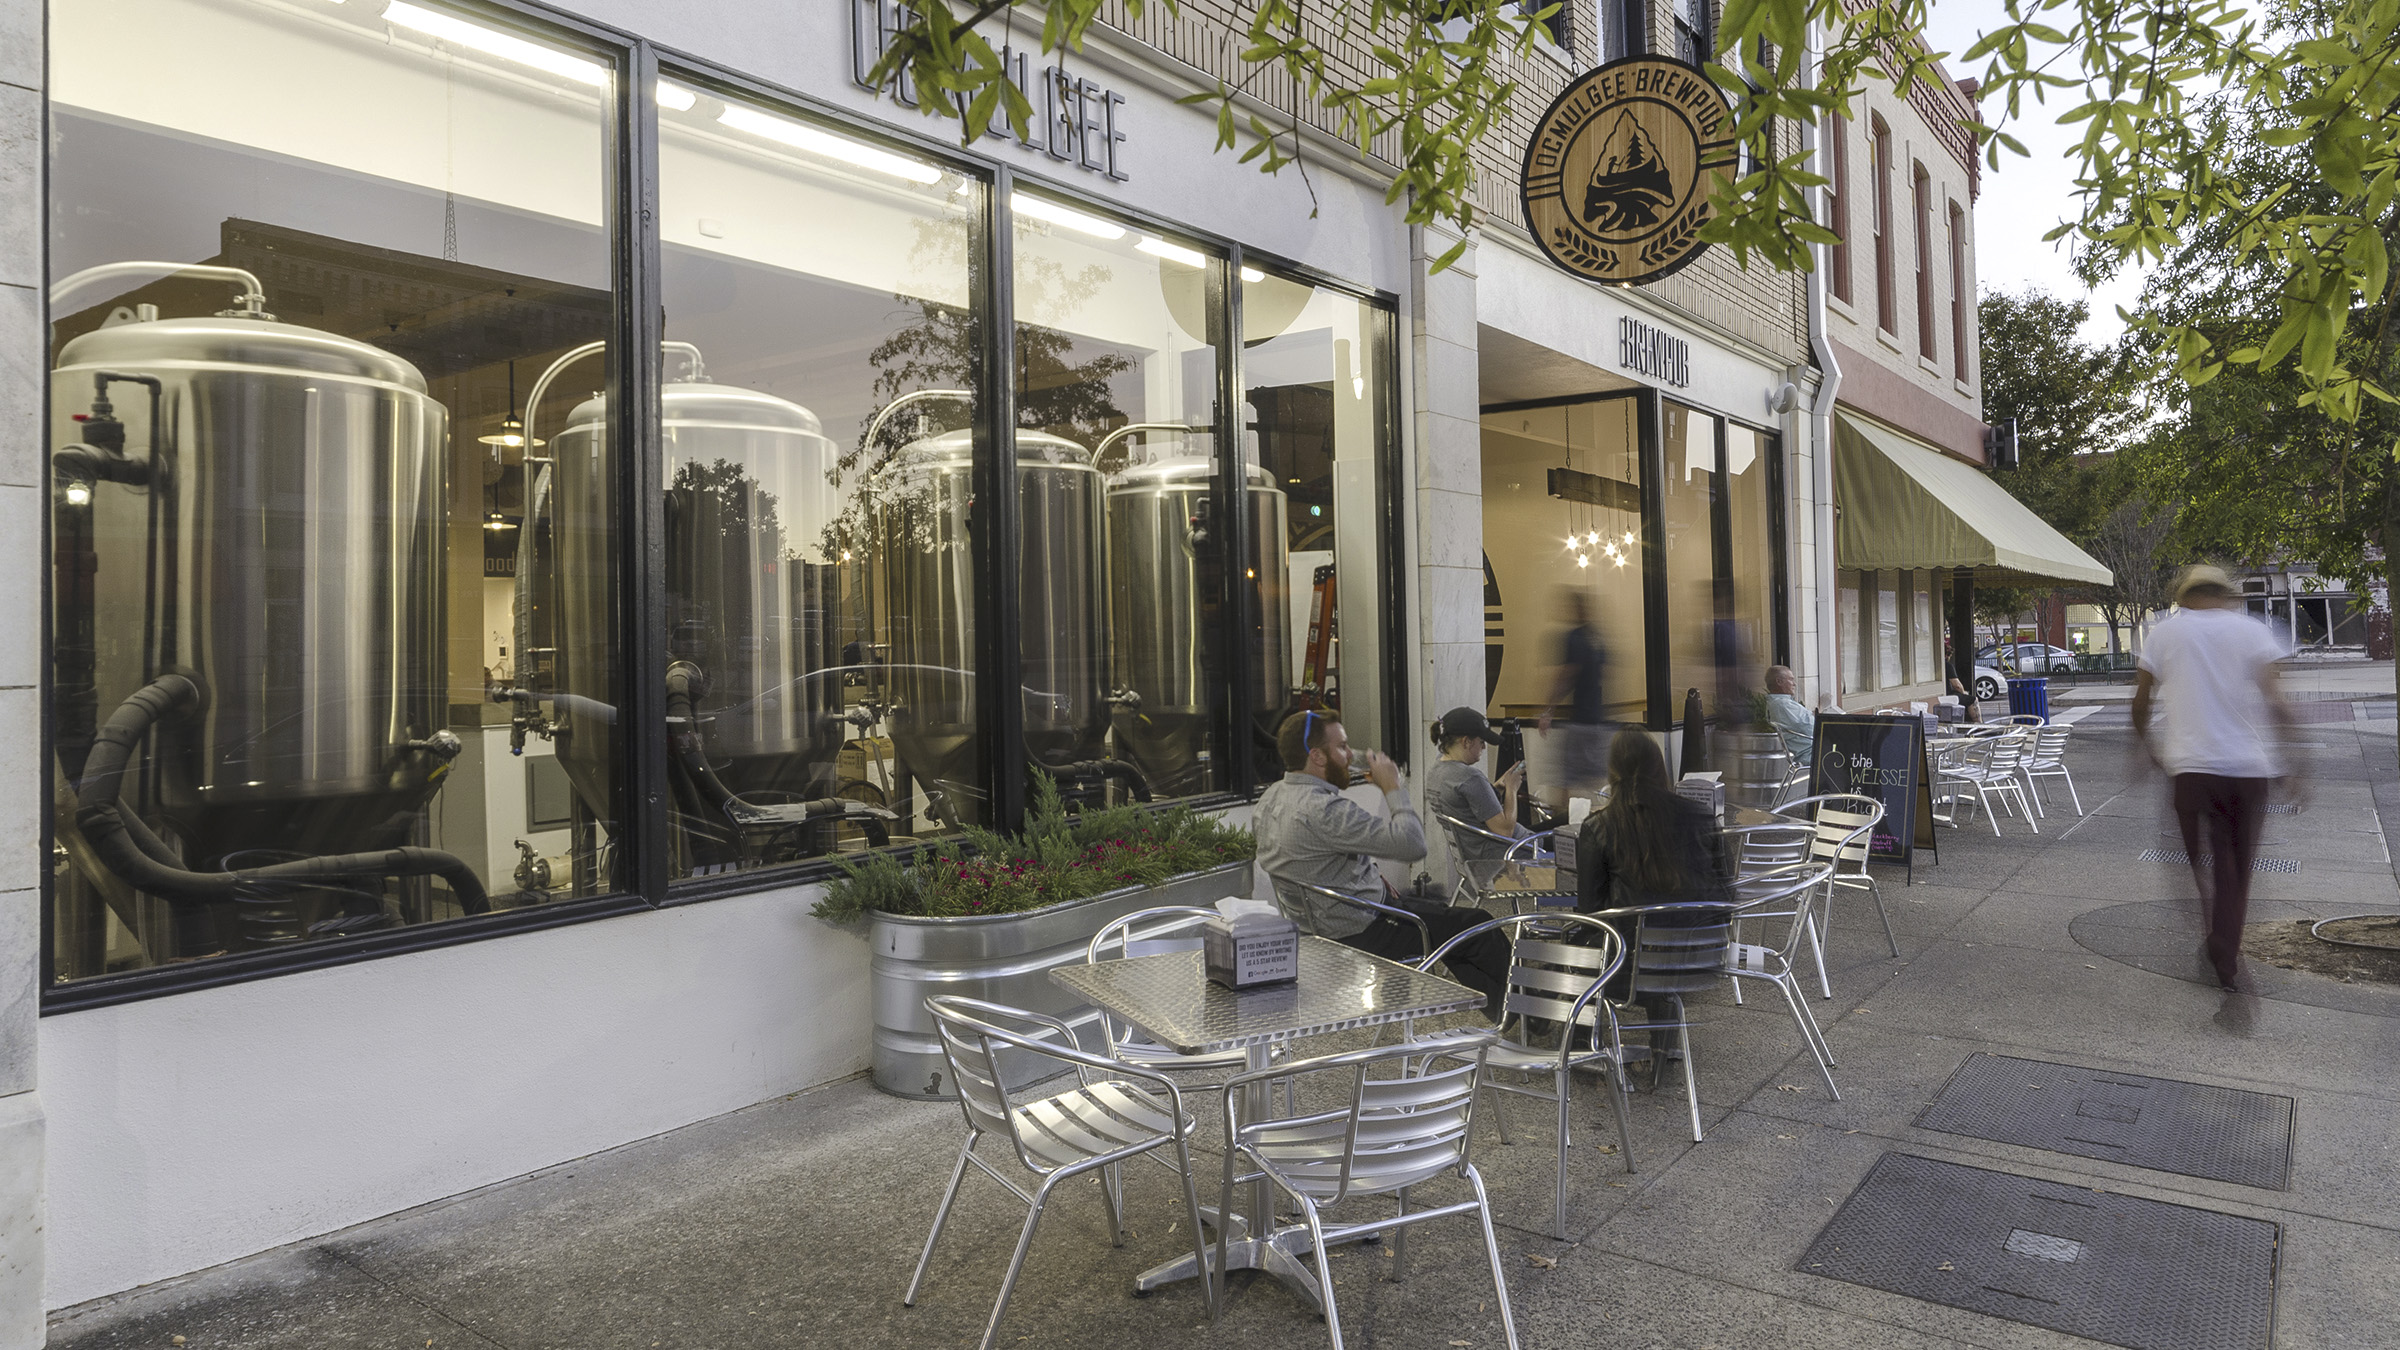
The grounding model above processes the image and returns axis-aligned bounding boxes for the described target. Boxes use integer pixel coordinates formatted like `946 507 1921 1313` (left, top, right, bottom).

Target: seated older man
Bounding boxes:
1761 665 1814 765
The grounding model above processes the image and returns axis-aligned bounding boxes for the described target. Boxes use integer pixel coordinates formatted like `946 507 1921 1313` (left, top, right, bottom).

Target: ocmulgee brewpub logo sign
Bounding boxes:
1521 55 1738 286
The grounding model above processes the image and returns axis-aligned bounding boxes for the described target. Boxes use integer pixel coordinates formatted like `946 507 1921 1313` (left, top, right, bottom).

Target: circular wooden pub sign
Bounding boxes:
1520 55 1739 286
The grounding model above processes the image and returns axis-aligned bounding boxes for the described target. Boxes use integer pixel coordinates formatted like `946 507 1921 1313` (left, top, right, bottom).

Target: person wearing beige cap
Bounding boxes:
2132 565 2298 990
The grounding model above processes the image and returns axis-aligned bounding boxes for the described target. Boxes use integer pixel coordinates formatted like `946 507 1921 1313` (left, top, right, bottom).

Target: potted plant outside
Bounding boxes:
813 775 1255 1099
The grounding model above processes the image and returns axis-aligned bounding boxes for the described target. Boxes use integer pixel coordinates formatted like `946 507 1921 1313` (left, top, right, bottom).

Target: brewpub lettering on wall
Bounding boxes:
1520 55 1737 286
851 0 1129 180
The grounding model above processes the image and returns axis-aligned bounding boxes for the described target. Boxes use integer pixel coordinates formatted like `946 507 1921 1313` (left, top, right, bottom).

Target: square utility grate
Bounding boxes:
2139 849 2300 874
1916 1054 2295 1188
1800 1153 2280 1350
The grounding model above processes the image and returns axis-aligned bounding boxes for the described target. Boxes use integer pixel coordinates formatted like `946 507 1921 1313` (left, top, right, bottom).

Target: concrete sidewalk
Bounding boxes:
46 717 2400 1350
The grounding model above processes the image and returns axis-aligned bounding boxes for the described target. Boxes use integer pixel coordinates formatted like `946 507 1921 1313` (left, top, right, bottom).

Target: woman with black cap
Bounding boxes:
1426 706 1530 872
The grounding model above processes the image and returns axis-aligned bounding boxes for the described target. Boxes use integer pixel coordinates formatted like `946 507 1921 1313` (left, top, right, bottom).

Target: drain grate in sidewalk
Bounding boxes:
1800 1153 2279 1350
2139 849 2299 874
1915 1054 2294 1188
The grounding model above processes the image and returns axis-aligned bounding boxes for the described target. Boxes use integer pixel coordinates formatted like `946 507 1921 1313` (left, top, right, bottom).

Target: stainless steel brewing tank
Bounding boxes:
51 314 449 858
872 428 1106 819
659 383 851 796
522 391 619 823
1103 454 1290 796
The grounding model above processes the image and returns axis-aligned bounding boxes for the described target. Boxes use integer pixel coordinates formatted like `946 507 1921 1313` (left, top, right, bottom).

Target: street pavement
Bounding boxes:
46 667 2400 1349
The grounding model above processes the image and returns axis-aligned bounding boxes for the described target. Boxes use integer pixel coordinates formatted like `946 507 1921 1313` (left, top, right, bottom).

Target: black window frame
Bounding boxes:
38 0 1410 1010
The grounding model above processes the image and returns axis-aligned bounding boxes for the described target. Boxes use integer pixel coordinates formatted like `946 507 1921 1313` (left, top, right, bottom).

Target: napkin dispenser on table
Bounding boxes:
1204 899 1300 988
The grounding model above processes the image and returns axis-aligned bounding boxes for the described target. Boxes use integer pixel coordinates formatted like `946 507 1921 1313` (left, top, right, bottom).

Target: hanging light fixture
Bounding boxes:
479 360 545 449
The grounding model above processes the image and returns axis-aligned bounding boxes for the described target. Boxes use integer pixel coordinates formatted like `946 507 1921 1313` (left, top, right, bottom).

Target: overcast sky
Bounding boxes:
1920 4 2145 348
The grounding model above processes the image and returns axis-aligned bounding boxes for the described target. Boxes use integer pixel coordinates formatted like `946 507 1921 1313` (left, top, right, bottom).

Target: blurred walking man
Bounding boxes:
1539 589 1611 808
2132 566 2297 991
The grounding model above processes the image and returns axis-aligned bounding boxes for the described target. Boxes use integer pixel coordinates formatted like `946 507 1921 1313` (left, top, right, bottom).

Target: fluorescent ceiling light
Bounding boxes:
1013 194 1126 240
718 104 942 185
1135 237 1208 269
381 2 607 86
656 80 697 112
1240 266 1265 283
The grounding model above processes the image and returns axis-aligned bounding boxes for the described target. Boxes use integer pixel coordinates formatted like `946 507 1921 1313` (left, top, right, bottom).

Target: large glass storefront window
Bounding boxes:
655 77 985 874
1011 193 1226 801
1242 271 1398 775
1664 400 1784 725
39 1 1408 992
47 0 618 978
1478 397 1650 728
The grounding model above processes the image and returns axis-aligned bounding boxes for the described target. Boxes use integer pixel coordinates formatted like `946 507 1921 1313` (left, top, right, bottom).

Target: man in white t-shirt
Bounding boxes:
2132 566 2297 990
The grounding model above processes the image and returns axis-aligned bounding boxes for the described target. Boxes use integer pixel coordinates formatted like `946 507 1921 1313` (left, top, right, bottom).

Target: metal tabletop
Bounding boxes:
1049 936 1482 1056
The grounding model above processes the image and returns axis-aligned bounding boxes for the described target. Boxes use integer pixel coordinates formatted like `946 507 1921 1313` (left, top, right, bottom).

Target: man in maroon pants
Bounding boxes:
2132 567 2297 990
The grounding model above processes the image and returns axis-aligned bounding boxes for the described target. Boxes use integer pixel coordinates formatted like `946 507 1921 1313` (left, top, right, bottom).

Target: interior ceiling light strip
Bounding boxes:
1012 194 1126 240
380 2 607 87
1135 236 1207 268
718 104 943 185
656 79 698 111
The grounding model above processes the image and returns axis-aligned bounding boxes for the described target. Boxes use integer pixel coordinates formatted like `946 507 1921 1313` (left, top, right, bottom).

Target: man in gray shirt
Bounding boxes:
1761 665 1814 765
1254 709 1511 1016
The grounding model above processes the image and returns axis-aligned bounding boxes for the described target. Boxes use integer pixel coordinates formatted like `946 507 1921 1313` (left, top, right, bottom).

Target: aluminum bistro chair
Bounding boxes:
1579 899 1738 1144
1991 713 2048 728
1773 793 1898 985
1217 1033 1520 1350
1723 862 1842 1099
1929 734 1986 829
1715 821 1824 1003
1963 730 2041 834
906 996 1216 1350
2021 722 2084 817
1279 876 1433 957
1408 913 1633 1238
1433 810 1565 914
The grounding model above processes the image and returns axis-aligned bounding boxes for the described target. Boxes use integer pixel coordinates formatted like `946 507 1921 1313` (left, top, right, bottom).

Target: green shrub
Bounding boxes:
811 773 1255 922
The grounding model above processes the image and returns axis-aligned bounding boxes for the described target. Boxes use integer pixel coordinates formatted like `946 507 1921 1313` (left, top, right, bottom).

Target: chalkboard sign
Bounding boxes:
1808 714 1938 879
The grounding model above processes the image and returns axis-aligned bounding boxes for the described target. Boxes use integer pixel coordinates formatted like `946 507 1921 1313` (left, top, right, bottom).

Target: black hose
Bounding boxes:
1046 757 1154 803
665 662 889 846
73 674 490 913
665 660 742 814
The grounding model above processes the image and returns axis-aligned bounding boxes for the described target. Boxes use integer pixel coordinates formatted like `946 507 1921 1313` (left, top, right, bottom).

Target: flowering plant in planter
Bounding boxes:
811 773 1254 922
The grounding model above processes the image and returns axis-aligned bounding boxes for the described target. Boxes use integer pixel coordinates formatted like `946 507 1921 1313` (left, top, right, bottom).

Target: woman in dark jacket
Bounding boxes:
1573 734 1732 1072
1575 733 1732 917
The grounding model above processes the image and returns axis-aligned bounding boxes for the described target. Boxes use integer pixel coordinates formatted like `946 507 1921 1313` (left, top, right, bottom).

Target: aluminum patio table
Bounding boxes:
1049 935 1483 1308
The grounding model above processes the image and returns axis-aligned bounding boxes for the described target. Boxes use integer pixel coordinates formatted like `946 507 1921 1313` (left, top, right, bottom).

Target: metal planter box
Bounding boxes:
868 859 1255 1099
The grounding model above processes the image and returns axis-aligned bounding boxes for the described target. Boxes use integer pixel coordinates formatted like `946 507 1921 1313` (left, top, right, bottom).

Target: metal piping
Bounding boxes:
1092 421 1212 472
73 675 490 913
858 388 974 473
1801 24 1844 710
50 261 271 318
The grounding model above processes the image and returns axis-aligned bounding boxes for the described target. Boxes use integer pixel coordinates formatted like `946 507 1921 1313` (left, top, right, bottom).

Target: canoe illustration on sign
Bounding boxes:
1581 111 1675 231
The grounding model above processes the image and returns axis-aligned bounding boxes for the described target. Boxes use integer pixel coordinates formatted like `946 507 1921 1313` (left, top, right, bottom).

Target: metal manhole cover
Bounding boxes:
2139 849 2300 874
1800 1153 2279 1350
1916 1054 2294 1188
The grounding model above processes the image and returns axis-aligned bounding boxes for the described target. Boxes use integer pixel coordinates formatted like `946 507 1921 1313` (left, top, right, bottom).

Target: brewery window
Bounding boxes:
1243 269 1401 778
46 0 622 980
1949 201 1971 383
654 79 988 879
1012 192 1230 805
1662 402 1784 726
1825 112 1852 305
1913 161 1936 361
1477 395 1652 741
1871 115 1896 334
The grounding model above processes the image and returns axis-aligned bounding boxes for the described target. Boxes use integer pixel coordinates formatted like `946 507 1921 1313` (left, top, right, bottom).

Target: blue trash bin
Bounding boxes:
2006 676 2049 721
